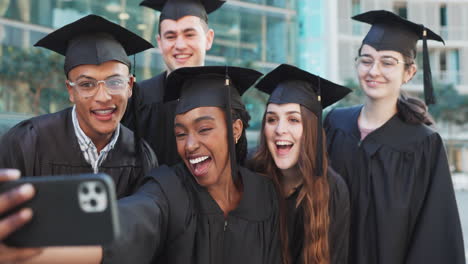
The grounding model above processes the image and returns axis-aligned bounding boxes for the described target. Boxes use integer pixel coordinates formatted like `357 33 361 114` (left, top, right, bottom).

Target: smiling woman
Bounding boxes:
174 106 238 187
249 64 351 264
324 10 465 264
99 66 282 264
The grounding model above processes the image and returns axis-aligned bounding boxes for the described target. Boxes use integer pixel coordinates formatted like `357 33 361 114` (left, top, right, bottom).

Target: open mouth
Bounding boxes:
276 140 293 155
366 80 384 87
91 108 116 121
188 155 212 177
174 54 192 63
175 54 191 59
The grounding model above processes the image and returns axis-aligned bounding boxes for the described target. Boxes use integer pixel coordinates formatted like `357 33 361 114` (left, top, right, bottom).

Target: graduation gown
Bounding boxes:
122 72 181 166
103 163 282 264
0 107 158 198
324 105 465 264
286 168 350 264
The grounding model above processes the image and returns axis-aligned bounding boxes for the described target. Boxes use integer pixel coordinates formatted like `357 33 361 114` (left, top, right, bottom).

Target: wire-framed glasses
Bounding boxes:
355 55 413 73
68 76 130 97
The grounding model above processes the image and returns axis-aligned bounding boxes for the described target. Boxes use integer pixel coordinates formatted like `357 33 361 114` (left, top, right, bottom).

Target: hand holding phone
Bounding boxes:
0 173 120 248
0 169 42 264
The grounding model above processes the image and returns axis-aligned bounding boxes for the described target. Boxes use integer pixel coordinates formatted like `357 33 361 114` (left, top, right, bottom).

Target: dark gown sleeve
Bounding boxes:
121 80 144 132
268 184 282 264
131 139 159 191
121 81 156 144
102 176 169 264
0 121 37 175
328 169 350 264
405 133 465 264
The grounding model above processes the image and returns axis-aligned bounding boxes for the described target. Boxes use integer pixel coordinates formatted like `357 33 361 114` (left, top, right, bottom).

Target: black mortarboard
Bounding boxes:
140 0 225 23
256 64 351 176
353 10 445 105
165 66 262 182
34 14 154 75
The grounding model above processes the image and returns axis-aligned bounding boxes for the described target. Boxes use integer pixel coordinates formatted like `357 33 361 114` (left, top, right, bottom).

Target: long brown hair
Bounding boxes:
249 105 330 264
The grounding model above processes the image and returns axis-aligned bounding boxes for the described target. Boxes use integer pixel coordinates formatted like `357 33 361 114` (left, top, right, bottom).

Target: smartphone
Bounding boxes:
0 173 120 247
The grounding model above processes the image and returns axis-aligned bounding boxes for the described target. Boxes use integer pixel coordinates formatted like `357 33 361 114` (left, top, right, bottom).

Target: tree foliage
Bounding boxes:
429 83 468 125
0 45 68 114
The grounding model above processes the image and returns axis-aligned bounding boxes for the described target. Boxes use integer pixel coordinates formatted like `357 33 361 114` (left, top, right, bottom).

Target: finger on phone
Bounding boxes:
0 208 33 240
0 184 34 214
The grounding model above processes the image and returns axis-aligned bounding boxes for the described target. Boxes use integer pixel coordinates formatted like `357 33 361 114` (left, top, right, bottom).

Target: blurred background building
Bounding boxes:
0 0 467 171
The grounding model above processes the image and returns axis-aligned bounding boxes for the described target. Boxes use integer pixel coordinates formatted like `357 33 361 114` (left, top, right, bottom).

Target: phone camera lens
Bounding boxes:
90 199 97 207
95 186 102 194
82 186 89 194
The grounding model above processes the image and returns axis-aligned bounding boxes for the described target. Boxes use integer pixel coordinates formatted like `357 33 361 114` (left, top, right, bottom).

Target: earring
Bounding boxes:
235 137 239 144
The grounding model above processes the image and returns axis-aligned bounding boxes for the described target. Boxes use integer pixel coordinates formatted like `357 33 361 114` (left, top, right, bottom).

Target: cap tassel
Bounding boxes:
316 77 323 177
133 54 136 79
422 29 436 105
224 67 238 182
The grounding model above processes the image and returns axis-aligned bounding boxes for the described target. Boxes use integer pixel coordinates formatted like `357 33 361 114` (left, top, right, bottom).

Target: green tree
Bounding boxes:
429 83 468 125
0 45 67 114
333 78 364 108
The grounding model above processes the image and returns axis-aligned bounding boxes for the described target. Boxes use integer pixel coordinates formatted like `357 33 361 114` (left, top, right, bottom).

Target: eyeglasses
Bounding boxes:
355 55 413 74
68 76 130 97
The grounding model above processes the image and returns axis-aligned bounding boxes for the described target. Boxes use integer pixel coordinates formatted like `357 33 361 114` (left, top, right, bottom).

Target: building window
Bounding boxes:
393 1 407 18
351 0 360 16
440 51 447 72
440 4 447 26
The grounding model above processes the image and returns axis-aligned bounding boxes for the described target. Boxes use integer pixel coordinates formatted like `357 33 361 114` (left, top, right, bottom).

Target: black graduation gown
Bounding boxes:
122 72 181 166
103 163 282 264
286 168 350 264
324 105 465 264
0 107 158 198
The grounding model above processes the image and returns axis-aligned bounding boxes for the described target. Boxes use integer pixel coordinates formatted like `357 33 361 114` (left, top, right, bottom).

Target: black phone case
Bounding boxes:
0 173 120 247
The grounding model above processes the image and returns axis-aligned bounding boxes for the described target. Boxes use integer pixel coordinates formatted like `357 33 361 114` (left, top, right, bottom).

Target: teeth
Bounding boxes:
175 54 190 59
276 141 293 146
94 109 114 115
189 156 209 164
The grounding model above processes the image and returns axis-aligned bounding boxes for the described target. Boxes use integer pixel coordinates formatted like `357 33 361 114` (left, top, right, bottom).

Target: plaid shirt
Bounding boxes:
71 105 120 173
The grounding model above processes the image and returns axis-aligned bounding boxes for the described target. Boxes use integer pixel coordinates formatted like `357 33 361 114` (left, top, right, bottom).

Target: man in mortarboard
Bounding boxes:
0 15 157 199
122 0 225 166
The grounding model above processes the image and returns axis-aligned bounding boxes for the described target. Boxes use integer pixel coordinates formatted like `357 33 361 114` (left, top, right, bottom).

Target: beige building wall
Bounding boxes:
334 0 468 95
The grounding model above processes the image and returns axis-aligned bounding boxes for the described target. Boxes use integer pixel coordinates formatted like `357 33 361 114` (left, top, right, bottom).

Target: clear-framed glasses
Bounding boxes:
67 76 130 97
355 55 412 74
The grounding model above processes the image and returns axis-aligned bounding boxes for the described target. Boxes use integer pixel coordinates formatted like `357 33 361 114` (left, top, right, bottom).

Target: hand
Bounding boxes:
0 169 42 263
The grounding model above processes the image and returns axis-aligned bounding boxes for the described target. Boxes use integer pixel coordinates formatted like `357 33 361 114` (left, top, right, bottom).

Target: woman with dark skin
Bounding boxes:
250 64 351 264
324 10 465 264
23 66 281 264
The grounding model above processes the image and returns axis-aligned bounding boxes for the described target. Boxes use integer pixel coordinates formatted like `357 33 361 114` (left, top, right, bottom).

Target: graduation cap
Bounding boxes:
255 64 351 176
165 66 262 182
34 14 154 75
353 10 445 105
140 0 225 23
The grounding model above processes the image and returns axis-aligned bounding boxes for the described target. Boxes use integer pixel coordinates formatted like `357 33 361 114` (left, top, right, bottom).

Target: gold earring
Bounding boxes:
235 137 239 144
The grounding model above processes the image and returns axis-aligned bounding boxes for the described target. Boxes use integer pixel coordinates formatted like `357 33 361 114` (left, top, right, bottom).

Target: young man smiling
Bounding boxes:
122 0 224 166
0 15 157 199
